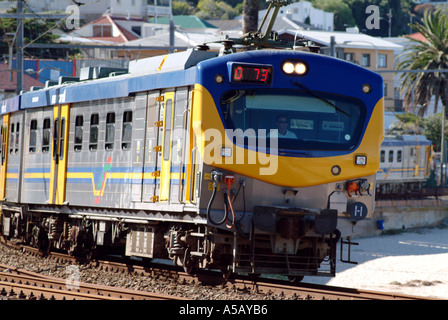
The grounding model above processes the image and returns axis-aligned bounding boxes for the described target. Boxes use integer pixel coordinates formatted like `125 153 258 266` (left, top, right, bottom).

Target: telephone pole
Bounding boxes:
0 0 67 94
16 0 23 94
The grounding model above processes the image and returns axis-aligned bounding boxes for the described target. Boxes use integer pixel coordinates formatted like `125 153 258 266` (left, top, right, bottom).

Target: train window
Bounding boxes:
122 111 132 150
74 115 83 152
388 150 393 162
105 112 115 150
42 118 50 153
0 125 4 164
15 122 19 153
397 150 402 163
59 119 65 160
219 89 366 152
89 113 99 151
53 119 59 160
9 123 14 154
380 150 385 162
29 120 37 153
163 101 172 160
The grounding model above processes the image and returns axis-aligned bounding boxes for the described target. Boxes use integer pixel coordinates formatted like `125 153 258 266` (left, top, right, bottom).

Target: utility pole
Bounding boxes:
16 0 23 94
0 2 69 94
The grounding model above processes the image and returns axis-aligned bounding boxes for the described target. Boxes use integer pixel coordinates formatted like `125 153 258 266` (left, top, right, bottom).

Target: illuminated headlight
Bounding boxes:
221 147 232 157
294 62 307 75
355 155 367 165
282 62 295 74
282 60 308 76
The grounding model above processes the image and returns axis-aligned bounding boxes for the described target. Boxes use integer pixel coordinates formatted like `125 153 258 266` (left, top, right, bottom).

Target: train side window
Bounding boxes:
163 101 172 161
9 123 14 154
29 120 37 153
15 122 19 153
74 115 83 152
89 113 99 151
380 150 385 163
388 150 393 162
122 111 132 150
53 119 59 160
42 118 50 153
397 150 402 163
0 125 4 164
105 112 115 150
59 119 65 160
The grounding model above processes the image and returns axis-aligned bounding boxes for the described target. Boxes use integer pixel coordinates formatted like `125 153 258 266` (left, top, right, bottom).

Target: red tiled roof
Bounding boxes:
406 32 428 42
72 14 139 43
0 63 43 92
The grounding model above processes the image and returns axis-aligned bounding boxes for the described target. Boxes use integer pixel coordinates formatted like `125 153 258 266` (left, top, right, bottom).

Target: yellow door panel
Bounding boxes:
49 104 70 205
0 114 9 201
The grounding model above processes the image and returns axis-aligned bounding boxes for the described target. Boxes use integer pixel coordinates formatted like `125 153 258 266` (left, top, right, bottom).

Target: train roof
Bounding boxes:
5 49 218 112
3 47 380 113
382 134 432 147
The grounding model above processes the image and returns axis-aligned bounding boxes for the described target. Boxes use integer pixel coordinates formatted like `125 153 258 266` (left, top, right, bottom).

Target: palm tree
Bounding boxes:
397 9 448 117
242 0 259 33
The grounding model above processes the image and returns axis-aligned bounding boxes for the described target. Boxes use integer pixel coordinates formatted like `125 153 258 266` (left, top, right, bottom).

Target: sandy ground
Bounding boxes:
305 226 448 299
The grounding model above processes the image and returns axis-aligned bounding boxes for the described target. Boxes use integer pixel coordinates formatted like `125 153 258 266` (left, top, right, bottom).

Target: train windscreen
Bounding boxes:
219 89 366 152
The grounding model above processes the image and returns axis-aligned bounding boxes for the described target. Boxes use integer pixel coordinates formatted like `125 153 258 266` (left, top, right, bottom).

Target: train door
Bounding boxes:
49 104 70 205
142 91 159 202
159 91 175 202
5 112 24 203
0 114 9 201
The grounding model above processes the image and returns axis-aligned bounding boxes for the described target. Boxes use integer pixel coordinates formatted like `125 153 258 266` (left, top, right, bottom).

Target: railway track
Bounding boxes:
0 240 431 300
0 262 187 300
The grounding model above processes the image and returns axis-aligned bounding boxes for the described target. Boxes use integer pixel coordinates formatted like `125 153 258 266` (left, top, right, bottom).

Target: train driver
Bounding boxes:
268 114 298 139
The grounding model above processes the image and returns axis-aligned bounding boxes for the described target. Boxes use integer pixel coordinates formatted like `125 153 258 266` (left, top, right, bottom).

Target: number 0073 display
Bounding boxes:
231 63 273 84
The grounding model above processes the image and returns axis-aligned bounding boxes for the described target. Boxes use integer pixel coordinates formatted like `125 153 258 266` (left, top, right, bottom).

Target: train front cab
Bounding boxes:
189 51 384 278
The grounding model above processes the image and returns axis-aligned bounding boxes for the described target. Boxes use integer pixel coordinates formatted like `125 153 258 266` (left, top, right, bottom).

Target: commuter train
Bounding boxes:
376 135 433 195
0 9 384 281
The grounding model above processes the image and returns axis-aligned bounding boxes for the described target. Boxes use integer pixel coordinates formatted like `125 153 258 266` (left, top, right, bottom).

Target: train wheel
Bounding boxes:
183 248 196 274
221 267 232 280
287 275 304 284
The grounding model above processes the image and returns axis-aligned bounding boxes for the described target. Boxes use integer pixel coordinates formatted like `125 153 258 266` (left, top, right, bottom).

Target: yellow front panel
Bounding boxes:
192 84 384 187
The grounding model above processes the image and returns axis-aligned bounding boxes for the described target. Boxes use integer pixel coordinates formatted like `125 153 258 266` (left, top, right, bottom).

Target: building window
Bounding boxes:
122 111 132 150
89 114 99 151
93 25 112 37
361 54 370 67
344 53 354 62
105 112 115 150
29 120 37 153
378 54 387 68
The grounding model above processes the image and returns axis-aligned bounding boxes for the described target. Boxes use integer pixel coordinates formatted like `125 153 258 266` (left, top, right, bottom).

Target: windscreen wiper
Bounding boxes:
292 81 351 117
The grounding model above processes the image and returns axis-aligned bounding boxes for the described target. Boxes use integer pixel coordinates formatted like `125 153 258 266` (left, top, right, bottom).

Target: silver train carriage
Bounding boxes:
0 47 384 280
376 135 433 195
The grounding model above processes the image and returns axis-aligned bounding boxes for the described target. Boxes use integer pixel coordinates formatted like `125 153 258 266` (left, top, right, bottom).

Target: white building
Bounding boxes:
258 1 334 31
